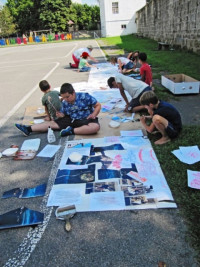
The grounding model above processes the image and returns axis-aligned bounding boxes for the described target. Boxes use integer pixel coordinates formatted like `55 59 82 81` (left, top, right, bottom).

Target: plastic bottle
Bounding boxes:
47 127 56 143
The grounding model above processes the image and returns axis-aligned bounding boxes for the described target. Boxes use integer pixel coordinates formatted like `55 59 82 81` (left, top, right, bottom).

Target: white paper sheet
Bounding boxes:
58 144 91 169
120 130 143 137
33 119 45 124
104 136 121 143
90 191 125 211
21 138 41 151
37 144 61 158
47 188 82 206
172 146 200 164
187 170 200 190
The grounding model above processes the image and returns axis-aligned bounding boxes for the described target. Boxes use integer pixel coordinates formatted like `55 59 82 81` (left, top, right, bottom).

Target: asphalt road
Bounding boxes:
0 40 197 267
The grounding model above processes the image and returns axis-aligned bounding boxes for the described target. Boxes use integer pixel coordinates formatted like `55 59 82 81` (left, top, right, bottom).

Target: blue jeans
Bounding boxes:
79 66 91 72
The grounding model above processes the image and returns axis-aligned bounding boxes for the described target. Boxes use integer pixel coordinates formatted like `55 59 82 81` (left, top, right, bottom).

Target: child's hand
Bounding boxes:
140 115 146 123
56 111 64 118
87 114 96 119
44 116 51 121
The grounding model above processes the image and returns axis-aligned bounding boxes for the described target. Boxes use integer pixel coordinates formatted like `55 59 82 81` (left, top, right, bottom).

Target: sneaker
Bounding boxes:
15 124 30 136
60 126 73 137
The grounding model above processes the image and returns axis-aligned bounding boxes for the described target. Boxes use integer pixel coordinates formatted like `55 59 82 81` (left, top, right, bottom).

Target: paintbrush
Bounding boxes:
55 205 76 232
47 96 57 112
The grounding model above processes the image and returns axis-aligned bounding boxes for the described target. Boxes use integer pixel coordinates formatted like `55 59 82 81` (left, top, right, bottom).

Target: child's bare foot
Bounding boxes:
154 137 171 145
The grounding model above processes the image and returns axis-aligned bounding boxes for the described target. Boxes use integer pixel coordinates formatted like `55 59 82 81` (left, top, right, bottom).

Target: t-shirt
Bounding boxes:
118 57 130 65
78 58 87 69
153 101 182 131
60 92 97 120
115 73 148 99
140 63 152 86
73 48 91 60
42 91 61 120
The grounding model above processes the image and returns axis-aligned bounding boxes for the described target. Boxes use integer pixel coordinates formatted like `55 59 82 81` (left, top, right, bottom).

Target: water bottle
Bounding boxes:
47 127 56 143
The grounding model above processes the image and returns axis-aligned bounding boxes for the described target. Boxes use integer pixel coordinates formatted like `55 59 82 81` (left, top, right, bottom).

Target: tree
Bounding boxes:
71 3 100 31
6 0 41 33
39 0 72 32
0 5 16 36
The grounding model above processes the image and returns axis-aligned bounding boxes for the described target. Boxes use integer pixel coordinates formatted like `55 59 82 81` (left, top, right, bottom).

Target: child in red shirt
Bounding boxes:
139 53 152 87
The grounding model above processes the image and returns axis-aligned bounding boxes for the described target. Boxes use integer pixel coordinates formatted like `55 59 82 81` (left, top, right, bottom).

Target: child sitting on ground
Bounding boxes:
139 91 182 145
39 80 62 121
110 56 134 73
127 50 141 69
138 52 153 87
78 52 97 72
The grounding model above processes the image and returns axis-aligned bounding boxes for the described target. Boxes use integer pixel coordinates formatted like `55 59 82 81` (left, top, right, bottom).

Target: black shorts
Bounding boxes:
129 86 152 109
166 122 181 139
55 116 99 130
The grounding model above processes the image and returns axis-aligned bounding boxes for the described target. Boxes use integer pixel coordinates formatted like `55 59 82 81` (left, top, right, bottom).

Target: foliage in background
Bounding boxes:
71 3 100 31
5 0 100 34
0 5 16 36
40 0 72 32
6 0 41 34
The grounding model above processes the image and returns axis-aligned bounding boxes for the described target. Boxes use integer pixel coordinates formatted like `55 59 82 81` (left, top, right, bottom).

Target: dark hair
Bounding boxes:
140 91 158 106
110 57 117 64
60 83 75 95
139 52 147 62
107 77 115 88
39 80 50 92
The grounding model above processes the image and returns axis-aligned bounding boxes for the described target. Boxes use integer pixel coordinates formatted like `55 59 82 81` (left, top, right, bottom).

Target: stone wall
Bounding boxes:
136 0 200 53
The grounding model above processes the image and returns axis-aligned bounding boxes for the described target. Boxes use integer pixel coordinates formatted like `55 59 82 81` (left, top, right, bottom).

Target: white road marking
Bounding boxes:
95 40 107 60
3 138 66 267
64 42 78 57
0 62 59 128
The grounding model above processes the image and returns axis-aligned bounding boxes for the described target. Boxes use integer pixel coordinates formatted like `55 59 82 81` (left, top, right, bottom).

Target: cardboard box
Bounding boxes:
161 74 200 94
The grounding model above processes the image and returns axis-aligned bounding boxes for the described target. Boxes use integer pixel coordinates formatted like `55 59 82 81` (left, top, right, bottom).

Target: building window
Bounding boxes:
121 24 126 29
112 2 119 14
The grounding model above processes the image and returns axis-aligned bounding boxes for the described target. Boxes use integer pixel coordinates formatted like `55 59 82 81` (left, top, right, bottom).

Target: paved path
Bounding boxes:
0 40 197 267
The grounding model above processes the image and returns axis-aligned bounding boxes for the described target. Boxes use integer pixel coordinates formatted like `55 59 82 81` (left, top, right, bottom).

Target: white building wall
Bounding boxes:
99 0 146 37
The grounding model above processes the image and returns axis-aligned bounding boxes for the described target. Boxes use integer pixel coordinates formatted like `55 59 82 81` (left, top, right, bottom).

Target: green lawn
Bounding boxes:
99 35 200 101
98 35 200 263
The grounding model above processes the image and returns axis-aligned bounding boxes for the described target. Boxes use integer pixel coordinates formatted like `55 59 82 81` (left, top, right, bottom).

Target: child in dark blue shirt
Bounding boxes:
139 91 182 145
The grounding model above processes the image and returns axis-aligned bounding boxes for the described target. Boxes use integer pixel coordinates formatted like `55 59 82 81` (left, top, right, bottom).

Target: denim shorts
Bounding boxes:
166 122 181 139
124 61 134 70
129 86 152 109
79 66 91 72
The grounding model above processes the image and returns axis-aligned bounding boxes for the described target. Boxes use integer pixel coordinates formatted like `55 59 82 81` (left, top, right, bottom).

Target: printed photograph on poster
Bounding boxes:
90 144 125 155
85 182 117 194
121 185 153 197
98 169 121 180
124 196 157 206
87 155 113 169
55 165 96 184
120 178 143 187
120 165 137 179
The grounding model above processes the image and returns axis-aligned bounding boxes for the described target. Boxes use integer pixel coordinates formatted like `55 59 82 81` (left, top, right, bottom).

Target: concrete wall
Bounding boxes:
136 0 200 53
99 0 146 37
